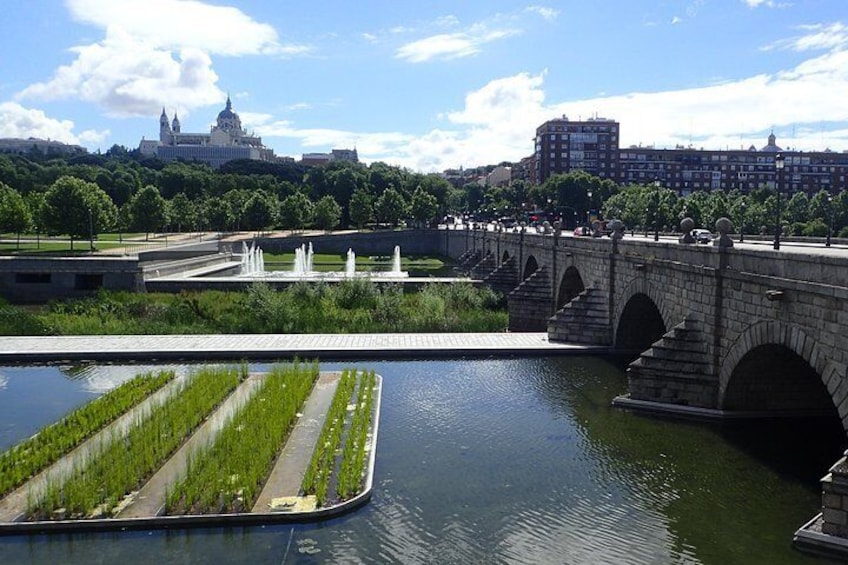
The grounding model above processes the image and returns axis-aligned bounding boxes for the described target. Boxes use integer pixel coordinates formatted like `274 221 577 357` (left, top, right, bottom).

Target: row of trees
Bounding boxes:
1 148 846 241
602 183 848 237
0 176 442 246
0 151 461 231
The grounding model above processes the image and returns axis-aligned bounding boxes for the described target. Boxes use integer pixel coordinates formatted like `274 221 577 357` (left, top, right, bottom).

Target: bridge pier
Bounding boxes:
508 266 551 332
615 317 718 410
795 450 848 558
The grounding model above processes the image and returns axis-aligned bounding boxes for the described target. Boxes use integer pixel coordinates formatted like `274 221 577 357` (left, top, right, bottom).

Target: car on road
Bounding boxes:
692 229 713 244
573 226 592 236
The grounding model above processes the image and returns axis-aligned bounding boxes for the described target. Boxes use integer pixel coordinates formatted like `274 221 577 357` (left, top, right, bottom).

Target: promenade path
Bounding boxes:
0 333 601 364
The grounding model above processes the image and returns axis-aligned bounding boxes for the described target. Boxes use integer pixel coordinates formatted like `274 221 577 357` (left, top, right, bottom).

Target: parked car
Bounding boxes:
692 229 713 244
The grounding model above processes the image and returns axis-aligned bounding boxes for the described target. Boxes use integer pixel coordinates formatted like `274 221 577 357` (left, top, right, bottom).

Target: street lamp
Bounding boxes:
738 200 746 243
88 206 95 252
773 153 785 250
653 179 661 241
827 193 834 247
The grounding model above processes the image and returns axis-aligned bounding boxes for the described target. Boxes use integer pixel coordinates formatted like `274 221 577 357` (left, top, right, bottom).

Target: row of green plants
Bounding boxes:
164 360 319 514
0 370 174 497
27 365 245 520
300 369 378 506
0 280 507 336
336 369 377 501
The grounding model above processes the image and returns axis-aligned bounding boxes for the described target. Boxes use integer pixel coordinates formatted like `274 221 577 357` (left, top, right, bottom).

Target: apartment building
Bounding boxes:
535 118 848 195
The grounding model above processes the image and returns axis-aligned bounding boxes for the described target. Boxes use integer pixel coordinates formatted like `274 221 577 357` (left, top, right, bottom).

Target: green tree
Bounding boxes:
202 196 234 232
349 188 373 229
42 176 117 250
279 192 314 231
223 189 251 231
243 190 279 232
0 182 31 248
128 185 168 240
168 193 197 233
374 187 408 227
313 195 342 231
409 185 439 227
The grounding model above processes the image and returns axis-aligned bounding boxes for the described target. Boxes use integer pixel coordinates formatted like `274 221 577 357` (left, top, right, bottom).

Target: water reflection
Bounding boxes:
0 359 840 564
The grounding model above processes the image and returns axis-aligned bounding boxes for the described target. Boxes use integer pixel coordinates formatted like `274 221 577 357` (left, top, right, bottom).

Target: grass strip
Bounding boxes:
164 360 318 514
0 370 175 497
27 365 245 520
336 370 377 501
300 368 358 506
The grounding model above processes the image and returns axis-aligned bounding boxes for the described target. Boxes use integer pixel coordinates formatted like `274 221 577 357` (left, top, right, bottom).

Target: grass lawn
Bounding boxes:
261 252 446 273
0 240 128 255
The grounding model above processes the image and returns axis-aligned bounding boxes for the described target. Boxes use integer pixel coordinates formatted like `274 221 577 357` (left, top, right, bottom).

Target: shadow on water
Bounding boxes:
525 357 840 564
720 416 848 485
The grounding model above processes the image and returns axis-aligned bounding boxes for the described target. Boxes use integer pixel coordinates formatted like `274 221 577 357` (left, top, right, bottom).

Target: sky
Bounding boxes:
2 0 848 173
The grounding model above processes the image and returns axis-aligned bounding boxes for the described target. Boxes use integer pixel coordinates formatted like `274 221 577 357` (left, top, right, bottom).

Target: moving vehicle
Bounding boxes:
692 229 713 244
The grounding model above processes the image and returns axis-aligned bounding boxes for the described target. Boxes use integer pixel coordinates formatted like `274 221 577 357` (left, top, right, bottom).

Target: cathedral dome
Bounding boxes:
217 96 238 121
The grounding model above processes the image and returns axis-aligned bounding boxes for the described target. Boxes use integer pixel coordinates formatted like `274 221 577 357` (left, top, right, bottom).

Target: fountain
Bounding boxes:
345 249 356 276
239 242 265 276
292 243 314 276
391 245 402 276
238 242 408 280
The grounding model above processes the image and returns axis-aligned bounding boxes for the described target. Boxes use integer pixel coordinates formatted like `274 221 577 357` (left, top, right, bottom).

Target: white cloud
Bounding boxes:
396 26 521 63
671 16 682 24
17 0 308 119
65 0 305 56
0 102 108 145
525 6 560 21
433 15 460 28
18 27 223 117
763 22 848 52
264 37 848 172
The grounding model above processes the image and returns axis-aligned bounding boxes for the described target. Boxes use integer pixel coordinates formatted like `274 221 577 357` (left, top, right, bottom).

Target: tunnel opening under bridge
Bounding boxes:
722 344 847 483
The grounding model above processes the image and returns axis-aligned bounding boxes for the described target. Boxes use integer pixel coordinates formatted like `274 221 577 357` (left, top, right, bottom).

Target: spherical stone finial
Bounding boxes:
608 219 625 240
679 217 696 244
715 217 732 235
713 217 734 248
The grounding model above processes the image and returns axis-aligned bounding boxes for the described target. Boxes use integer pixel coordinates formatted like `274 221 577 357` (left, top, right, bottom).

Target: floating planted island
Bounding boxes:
0 361 381 534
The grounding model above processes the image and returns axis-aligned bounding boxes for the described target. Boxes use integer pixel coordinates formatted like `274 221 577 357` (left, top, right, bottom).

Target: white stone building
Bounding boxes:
138 96 276 168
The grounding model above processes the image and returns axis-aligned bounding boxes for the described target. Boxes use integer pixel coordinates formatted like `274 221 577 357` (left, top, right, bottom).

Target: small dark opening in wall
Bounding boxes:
15 273 51 284
75 274 103 290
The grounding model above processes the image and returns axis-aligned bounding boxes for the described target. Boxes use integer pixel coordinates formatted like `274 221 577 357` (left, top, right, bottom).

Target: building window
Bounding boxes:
15 273 51 284
75 274 103 290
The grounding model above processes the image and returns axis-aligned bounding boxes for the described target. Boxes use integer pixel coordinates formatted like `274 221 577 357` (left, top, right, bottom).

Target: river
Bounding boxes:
0 358 841 564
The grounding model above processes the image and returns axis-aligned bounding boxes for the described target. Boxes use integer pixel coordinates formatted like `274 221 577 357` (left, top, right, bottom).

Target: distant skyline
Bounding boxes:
2 1 848 172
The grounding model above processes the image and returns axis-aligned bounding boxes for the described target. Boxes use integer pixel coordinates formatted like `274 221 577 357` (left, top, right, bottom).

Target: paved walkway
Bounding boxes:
0 375 188 522
0 333 601 363
116 374 266 519
252 371 341 512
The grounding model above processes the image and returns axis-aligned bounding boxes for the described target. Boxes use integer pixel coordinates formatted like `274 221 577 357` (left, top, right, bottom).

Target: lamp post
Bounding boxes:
653 179 661 241
827 193 833 248
738 200 746 243
773 153 784 250
88 206 95 252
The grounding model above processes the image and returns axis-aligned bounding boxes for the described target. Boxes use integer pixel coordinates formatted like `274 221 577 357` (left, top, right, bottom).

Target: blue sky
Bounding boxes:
2 0 847 172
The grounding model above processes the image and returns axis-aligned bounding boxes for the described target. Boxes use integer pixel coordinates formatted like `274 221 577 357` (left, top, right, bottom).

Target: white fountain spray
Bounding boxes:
391 245 402 275
345 248 356 276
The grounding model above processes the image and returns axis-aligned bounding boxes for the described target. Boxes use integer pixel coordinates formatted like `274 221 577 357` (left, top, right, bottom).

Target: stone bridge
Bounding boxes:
444 225 848 550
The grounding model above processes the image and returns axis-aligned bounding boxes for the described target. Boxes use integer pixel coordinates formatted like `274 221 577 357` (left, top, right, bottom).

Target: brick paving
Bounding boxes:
0 333 600 363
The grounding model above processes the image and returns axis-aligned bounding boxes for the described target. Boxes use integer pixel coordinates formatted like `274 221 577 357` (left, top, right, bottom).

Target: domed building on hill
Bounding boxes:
138 96 277 168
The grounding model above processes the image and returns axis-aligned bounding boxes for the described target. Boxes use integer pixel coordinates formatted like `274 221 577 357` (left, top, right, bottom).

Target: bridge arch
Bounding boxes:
523 255 539 280
613 278 673 351
720 321 846 427
556 266 585 309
